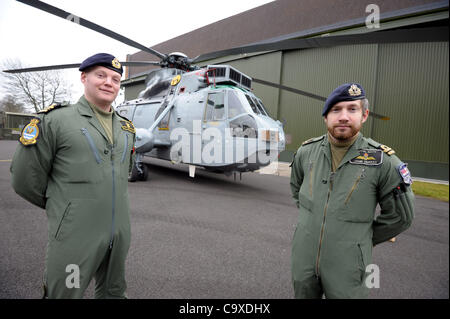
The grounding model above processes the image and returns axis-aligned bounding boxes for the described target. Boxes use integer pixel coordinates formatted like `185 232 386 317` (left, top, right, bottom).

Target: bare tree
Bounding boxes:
1 59 72 113
0 94 26 113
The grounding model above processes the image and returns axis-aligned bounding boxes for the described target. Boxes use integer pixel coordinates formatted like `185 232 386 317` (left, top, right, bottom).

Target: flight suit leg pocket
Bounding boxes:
54 202 72 241
53 199 99 242
357 243 366 283
356 242 372 284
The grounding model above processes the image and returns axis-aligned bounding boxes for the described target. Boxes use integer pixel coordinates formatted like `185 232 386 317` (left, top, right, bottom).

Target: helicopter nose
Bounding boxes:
135 128 155 153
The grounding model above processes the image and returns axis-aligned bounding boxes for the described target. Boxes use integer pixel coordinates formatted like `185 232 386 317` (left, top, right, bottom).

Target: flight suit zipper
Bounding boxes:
315 172 334 277
110 145 115 249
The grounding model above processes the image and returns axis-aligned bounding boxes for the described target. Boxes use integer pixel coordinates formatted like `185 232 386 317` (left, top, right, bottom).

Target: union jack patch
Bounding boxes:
397 162 413 185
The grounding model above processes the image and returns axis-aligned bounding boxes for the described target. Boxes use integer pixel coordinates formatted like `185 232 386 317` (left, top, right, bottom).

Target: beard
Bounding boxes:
327 123 361 141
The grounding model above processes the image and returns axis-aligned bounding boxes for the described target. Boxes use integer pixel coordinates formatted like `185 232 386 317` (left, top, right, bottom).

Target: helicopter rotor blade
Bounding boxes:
252 78 390 121
17 0 167 61
252 78 326 102
2 61 161 73
121 61 161 67
193 26 448 63
2 63 81 73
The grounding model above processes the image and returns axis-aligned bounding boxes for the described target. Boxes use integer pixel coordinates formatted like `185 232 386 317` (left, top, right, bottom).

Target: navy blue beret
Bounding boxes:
322 83 365 116
79 53 123 75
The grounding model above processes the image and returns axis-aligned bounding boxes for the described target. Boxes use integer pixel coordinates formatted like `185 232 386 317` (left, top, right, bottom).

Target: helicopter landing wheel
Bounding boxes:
138 163 149 181
129 163 149 182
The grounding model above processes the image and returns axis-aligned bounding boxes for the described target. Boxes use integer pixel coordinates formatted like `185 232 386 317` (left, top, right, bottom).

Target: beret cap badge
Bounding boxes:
112 58 121 69
348 84 362 96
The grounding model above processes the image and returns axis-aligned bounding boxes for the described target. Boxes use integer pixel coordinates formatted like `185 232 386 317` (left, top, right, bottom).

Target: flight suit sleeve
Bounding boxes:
290 148 304 209
372 155 415 246
10 115 56 209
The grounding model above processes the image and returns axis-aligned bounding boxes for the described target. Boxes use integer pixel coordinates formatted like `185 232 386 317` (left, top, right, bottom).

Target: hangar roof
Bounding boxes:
125 0 448 79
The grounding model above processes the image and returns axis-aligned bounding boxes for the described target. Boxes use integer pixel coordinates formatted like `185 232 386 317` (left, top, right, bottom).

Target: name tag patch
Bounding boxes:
350 149 383 166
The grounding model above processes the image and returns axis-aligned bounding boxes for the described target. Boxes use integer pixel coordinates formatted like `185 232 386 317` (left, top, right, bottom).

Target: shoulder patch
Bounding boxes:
302 135 325 146
397 162 413 185
120 119 136 134
379 144 396 156
37 102 69 114
19 117 41 146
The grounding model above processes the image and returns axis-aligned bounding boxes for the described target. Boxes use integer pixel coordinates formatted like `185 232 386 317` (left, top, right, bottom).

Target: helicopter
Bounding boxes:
116 62 285 182
4 0 392 182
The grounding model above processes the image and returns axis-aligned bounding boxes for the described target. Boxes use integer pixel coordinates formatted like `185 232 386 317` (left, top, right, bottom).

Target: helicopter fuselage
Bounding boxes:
116 66 285 174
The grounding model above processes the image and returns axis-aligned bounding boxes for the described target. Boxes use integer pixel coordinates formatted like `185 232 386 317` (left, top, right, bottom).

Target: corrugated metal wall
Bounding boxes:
372 42 449 164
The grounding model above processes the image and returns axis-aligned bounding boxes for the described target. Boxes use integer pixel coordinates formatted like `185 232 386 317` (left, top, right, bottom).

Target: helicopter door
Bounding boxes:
202 92 226 165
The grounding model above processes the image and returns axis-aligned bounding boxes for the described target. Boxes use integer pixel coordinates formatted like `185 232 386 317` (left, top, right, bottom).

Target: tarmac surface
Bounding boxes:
0 140 448 299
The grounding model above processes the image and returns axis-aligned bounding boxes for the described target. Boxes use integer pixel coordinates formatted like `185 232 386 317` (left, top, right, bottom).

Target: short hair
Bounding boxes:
361 98 369 112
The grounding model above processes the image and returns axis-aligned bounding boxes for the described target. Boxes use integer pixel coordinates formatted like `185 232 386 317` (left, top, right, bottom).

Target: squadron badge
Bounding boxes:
19 117 41 146
350 149 383 166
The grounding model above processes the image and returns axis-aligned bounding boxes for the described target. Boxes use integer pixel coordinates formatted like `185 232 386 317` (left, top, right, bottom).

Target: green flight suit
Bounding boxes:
290 133 414 299
10 96 136 298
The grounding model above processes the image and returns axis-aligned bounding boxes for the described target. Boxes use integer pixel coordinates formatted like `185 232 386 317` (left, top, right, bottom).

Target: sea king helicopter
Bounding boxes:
5 0 392 182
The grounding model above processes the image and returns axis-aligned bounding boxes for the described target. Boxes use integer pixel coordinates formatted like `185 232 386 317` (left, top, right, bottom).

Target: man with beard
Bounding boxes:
289 83 414 298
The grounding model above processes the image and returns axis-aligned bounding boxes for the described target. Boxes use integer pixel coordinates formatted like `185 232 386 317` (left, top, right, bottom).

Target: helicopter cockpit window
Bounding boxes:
228 91 247 119
245 95 260 114
253 98 269 116
204 93 225 121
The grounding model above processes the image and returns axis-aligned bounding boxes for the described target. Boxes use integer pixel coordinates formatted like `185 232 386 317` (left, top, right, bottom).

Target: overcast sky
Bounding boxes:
0 0 274 103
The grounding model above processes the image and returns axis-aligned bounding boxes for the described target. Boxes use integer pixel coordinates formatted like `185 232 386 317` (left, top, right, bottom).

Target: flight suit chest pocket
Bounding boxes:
337 167 377 223
64 128 103 183
298 160 315 199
